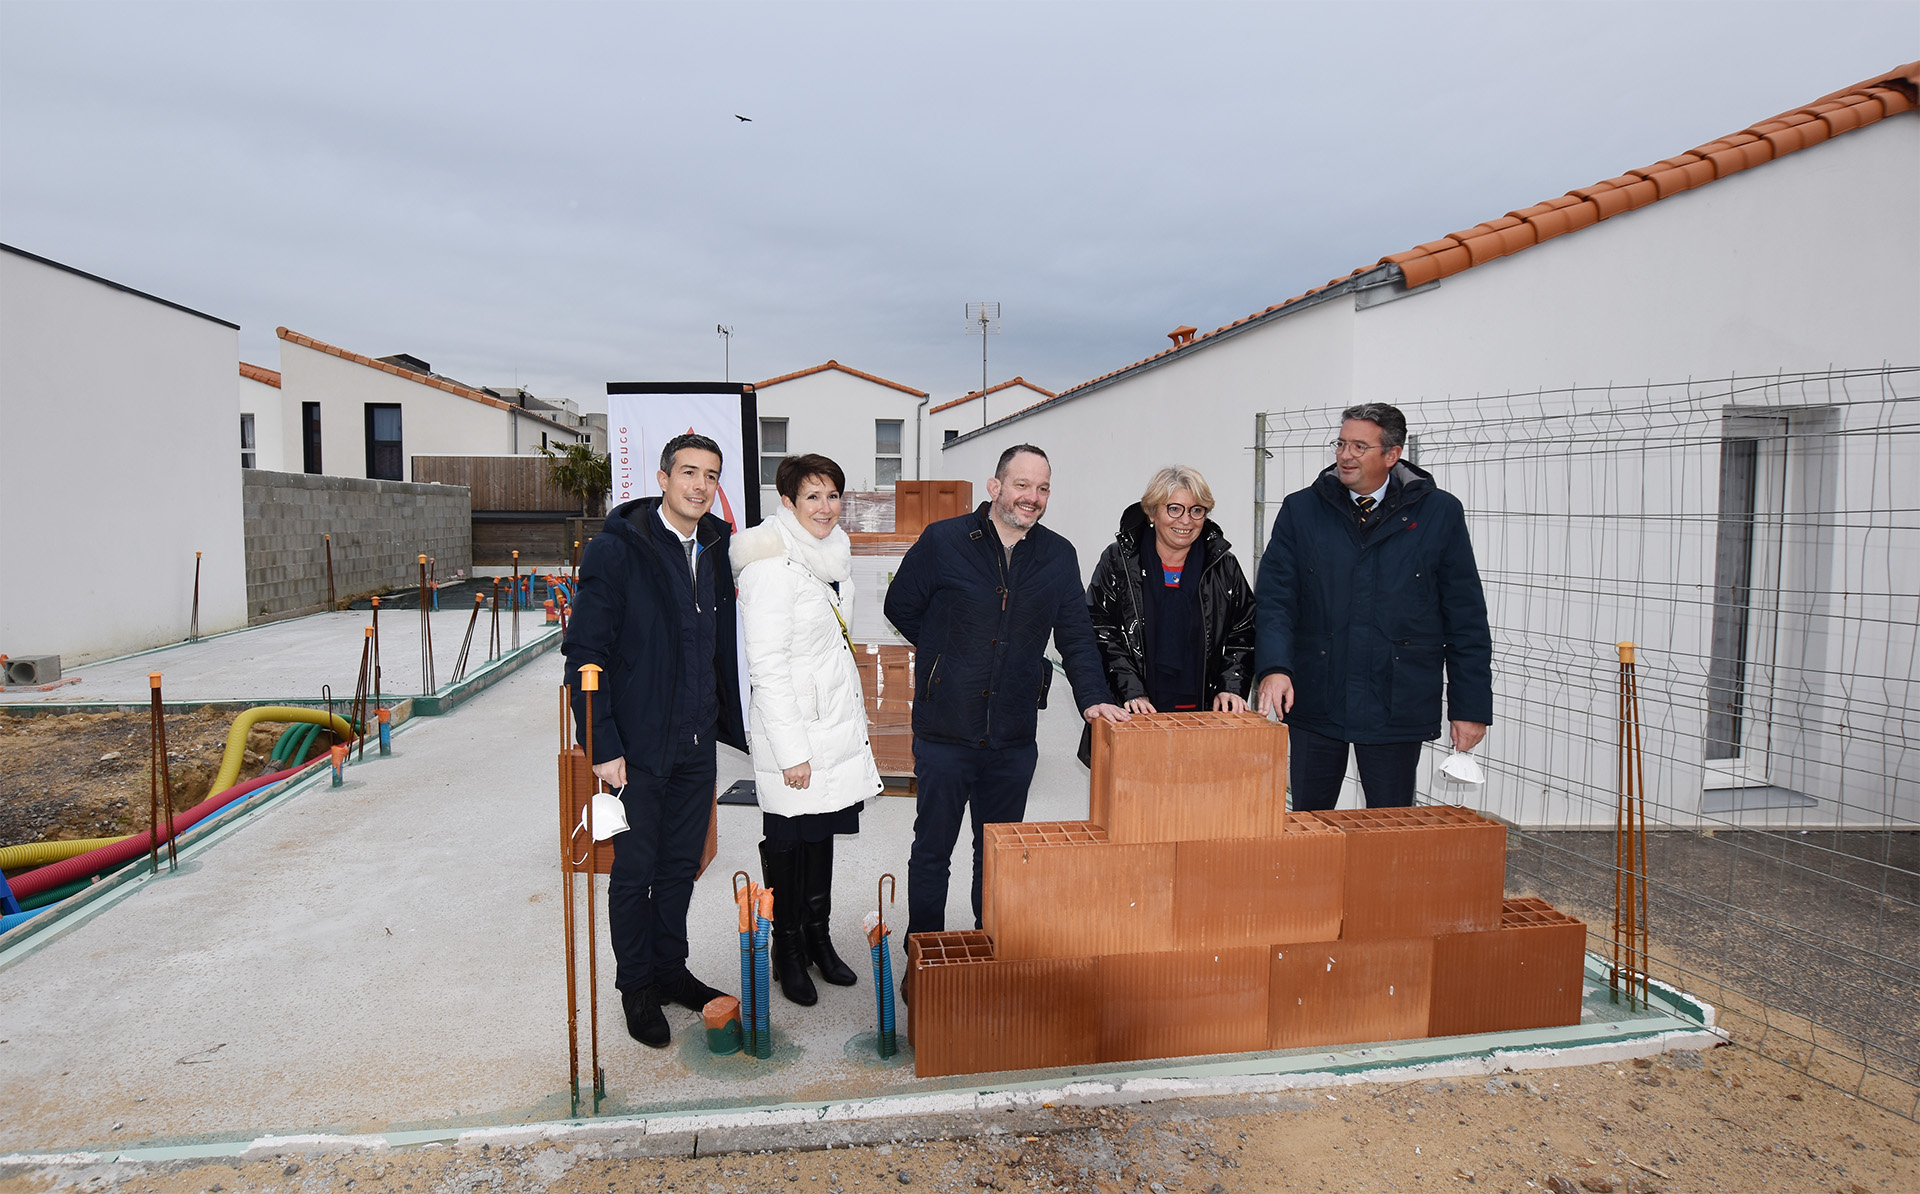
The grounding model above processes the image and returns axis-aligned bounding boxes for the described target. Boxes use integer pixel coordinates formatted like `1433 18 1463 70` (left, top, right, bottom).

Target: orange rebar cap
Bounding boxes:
148 672 162 690
578 663 601 691
1617 641 1636 664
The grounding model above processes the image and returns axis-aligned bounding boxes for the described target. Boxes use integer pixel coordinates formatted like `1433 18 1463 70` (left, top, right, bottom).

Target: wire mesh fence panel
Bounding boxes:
1256 365 1920 1118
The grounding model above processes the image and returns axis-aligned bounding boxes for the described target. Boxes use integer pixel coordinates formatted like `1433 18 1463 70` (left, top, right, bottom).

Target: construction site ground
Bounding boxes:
1 615 1914 1191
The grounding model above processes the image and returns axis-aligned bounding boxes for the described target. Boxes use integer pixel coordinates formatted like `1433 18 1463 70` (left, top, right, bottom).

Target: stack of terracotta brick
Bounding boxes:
856 642 916 780
905 711 1589 1077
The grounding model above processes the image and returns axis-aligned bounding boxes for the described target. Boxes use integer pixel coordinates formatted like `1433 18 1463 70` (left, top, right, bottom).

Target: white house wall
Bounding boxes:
240 374 286 473
936 111 1919 831
277 340 577 482
0 250 247 663
753 370 929 509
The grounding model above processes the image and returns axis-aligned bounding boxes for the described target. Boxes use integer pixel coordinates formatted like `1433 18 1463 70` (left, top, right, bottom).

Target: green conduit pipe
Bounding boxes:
20 876 90 910
0 837 126 872
268 723 307 767
210 707 354 798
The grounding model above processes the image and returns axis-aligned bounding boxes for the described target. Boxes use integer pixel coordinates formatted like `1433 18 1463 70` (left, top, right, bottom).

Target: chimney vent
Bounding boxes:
1167 326 1198 348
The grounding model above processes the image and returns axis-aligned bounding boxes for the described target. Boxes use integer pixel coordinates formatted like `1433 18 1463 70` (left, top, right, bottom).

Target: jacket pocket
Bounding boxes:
920 654 942 700
1388 641 1445 731
1036 662 1054 709
1289 632 1335 720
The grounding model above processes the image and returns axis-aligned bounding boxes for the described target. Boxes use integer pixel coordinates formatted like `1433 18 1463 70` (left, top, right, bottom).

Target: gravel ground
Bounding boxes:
4 1047 1914 1193
1505 829 1920 1094
0 711 282 843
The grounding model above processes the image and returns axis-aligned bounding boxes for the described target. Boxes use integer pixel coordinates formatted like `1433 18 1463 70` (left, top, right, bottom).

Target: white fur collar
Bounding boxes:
730 505 852 583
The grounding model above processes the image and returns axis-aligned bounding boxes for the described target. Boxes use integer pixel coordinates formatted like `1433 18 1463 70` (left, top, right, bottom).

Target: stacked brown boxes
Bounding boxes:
907 712 1589 1077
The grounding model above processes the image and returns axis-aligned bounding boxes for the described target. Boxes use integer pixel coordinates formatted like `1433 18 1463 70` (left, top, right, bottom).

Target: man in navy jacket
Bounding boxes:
563 432 748 1048
885 445 1128 952
1255 404 1492 809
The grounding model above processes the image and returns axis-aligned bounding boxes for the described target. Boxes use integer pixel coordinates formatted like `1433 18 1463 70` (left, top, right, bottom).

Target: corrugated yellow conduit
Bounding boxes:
0 707 354 876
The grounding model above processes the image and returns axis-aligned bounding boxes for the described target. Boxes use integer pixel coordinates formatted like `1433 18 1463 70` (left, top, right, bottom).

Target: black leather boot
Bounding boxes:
759 839 817 1006
800 837 859 987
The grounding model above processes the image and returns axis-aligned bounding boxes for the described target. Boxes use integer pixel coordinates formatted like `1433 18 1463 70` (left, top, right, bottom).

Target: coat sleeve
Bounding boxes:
737 559 813 770
1087 545 1148 703
1253 501 1299 682
1437 507 1495 726
1052 544 1115 712
562 535 628 764
1214 553 1258 699
882 533 935 645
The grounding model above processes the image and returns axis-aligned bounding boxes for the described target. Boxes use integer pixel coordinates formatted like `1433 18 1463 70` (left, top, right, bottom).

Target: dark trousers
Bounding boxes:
1287 722 1424 811
608 735 717 992
907 737 1039 938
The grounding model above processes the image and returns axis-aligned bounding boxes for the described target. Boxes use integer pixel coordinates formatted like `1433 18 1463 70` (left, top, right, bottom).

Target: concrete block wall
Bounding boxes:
243 471 471 621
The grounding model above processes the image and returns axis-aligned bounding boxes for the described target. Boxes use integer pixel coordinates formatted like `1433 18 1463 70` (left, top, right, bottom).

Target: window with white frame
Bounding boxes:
760 417 788 485
240 413 256 469
876 419 903 488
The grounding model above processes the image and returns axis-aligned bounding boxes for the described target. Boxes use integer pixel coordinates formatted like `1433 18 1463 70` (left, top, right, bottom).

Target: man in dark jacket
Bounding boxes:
885 444 1128 947
1255 404 1492 809
563 432 748 1048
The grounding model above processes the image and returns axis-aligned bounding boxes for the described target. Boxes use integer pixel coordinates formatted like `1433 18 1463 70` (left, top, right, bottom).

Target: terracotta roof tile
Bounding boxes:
755 359 928 397
928 376 1058 415
994 61 1918 427
238 361 281 388
275 326 576 433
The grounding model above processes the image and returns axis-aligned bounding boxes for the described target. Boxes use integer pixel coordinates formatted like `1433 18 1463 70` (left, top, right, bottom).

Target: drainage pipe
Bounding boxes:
209 708 353 798
0 837 126 873
6 765 306 901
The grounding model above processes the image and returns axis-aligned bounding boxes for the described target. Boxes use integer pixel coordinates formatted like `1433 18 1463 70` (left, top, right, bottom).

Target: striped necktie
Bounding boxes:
1355 495 1377 522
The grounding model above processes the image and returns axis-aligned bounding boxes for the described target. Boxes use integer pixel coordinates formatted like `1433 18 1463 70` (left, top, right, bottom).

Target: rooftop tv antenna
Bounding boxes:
716 324 734 381
964 302 1000 425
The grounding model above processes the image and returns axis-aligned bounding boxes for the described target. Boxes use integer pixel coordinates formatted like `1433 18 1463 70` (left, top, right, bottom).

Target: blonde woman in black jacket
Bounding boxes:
1080 465 1257 765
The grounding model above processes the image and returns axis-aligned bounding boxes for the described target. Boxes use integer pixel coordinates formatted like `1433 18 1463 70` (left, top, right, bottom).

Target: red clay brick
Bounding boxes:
981 821 1176 960
1305 805 1505 940
1089 711 1286 843
1268 937 1434 1049
1096 947 1271 1063
1429 898 1588 1037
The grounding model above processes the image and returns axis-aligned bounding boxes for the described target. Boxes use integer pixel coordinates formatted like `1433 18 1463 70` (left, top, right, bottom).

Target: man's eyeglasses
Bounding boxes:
1164 503 1210 521
1331 439 1387 457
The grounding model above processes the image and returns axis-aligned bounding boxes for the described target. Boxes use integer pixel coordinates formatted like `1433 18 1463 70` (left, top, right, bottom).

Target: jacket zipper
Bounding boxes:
985 525 1016 742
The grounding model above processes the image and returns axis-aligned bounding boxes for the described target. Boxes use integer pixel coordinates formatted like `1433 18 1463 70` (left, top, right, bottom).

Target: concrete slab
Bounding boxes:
0 610 558 707
0 652 1715 1159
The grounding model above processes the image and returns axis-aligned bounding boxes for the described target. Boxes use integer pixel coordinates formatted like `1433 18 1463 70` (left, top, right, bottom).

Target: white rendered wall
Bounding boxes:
938 112 1919 829
924 382 1057 480
239 373 286 473
276 339 579 482
752 369 929 511
0 250 247 663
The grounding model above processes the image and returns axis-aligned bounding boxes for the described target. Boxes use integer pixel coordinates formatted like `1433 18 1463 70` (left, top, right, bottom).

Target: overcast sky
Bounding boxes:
2 2 1912 411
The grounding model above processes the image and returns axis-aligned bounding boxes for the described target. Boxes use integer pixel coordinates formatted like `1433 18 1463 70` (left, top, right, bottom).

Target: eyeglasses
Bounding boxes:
1331 439 1387 457
1163 503 1209 521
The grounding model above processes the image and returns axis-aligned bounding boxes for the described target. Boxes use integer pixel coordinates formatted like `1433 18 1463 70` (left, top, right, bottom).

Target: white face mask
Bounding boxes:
1438 752 1486 786
575 789 631 842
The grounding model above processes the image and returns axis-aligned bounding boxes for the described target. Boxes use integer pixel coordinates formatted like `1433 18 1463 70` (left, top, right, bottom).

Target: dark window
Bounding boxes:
302 402 323 473
365 403 403 481
759 417 788 485
943 429 959 444
240 413 257 469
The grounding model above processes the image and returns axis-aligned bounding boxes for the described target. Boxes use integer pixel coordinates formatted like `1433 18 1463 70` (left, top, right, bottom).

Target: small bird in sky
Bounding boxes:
735 114 752 122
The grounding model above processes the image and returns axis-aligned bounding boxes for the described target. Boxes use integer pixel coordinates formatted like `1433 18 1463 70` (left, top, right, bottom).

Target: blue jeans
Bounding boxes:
907 737 1040 937
608 735 717 991
1287 722 1423 811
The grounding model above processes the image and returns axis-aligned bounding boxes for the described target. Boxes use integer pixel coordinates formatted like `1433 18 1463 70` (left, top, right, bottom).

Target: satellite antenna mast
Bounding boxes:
716 324 734 381
964 302 1000 426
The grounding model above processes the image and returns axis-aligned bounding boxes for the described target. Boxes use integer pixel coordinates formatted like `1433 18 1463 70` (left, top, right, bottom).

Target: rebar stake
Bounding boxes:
1612 641 1651 1010
188 552 202 643
512 550 522 651
147 673 178 873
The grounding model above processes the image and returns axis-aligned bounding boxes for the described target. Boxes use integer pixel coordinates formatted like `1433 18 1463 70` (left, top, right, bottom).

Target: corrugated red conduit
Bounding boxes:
7 764 311 900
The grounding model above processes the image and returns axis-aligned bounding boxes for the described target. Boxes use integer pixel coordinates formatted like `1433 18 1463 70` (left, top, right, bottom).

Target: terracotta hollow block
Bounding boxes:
1089 712 1287 843
559 746 614 874
906 930 1098 1078
981 821 1176 959
1173 825 1346 949
1304 805 1505 939
1095 946 1271 1063
1267 937 1434 1049
1429 898 1588 1037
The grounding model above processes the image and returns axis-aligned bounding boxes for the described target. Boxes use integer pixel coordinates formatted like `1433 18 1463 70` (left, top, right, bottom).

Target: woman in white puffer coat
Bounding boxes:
730 453 883 1006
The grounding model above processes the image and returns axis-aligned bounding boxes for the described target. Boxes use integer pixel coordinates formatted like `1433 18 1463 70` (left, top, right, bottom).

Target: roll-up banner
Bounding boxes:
605 382 761 740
